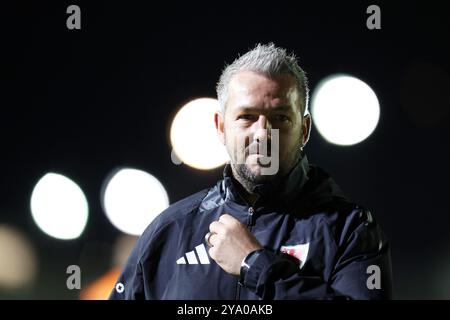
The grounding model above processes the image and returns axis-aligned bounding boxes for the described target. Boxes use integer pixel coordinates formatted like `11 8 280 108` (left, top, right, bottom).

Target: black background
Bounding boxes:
1 1 450 299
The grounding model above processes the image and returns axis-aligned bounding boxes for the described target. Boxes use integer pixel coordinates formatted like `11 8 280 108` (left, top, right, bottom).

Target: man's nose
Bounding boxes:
253 115 272 142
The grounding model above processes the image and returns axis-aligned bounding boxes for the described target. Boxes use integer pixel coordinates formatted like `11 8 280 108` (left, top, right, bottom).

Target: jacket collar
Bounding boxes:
220 152 310 207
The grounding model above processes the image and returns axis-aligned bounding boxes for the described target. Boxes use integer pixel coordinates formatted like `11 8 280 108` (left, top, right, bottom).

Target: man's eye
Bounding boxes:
274 115 289 122
238 114 256 121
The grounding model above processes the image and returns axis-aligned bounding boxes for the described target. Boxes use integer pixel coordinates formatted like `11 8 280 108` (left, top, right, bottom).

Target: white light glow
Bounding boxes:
102 168 169 236
311 74 380 146
30 173 89 240
170 98 229 170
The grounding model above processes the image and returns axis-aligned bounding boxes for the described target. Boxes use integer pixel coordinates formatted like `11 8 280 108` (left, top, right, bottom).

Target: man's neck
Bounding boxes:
230 174 260 206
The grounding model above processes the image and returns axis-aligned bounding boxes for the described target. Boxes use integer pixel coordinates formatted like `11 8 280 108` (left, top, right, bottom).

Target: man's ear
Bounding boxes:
301 113 312 147
214 110 225 145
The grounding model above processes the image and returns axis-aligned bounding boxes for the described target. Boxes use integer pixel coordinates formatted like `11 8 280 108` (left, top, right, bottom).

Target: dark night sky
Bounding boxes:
1 1 450 299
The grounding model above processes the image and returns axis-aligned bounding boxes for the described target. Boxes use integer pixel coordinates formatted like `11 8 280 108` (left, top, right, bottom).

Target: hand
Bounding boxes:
207 214 263 276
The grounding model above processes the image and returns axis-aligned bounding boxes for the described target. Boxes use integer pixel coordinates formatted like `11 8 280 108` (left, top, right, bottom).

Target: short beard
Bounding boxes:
230 147 302 195
224 128 302 196
232 163 273 193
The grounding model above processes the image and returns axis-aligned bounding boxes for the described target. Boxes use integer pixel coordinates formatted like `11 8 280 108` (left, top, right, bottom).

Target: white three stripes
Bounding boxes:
195 244 210 264
176 244 210 264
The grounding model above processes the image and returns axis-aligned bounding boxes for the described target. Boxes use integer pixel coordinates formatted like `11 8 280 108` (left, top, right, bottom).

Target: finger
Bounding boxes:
208 232 219 247
204 232 213 247
218 214 238 225
209 220 225 234
219 214 242 228
208 245 217 260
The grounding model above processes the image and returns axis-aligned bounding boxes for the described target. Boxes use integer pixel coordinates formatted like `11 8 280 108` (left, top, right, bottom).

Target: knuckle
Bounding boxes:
215 233 224 243
222 227 230 236
232 220 241 228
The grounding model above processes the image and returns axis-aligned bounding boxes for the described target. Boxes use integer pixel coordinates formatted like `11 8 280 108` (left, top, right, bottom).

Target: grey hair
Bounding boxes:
216 43 309 116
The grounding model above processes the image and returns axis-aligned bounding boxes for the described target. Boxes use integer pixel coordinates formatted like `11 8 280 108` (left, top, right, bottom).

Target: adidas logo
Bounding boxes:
176 244 210 265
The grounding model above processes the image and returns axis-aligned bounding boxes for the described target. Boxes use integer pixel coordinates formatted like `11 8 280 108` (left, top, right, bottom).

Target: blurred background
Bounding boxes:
1 1 449 299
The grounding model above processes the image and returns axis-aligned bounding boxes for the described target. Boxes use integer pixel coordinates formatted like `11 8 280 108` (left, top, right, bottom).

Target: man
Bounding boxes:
109 43 392 300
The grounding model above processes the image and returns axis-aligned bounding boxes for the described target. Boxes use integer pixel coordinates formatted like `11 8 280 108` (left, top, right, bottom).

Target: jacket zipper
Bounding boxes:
235 206 255 300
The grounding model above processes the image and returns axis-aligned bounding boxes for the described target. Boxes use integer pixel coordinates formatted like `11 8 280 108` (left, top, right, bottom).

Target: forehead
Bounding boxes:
227 70 299 107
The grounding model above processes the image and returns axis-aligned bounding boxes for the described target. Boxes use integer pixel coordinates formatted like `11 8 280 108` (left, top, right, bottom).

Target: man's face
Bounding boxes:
215 70 311 192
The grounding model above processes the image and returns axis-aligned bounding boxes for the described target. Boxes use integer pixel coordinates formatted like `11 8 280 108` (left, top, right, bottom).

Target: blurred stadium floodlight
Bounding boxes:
170 98 229 170
30 173 89 240
311 74 380 146
0 224 37 289
102 168 169 236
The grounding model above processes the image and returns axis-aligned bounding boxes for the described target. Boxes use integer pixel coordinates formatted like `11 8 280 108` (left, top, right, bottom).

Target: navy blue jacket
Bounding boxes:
109 155 393 300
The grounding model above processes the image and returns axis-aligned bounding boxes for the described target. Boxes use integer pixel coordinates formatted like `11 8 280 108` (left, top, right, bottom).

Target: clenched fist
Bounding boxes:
207 214 263 276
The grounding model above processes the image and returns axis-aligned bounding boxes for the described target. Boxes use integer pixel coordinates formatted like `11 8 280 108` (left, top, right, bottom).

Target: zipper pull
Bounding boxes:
247 207 255 226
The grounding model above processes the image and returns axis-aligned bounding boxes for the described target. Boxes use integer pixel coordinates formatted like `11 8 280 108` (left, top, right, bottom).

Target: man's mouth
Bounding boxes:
247 153 272 167
246 141 272 157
